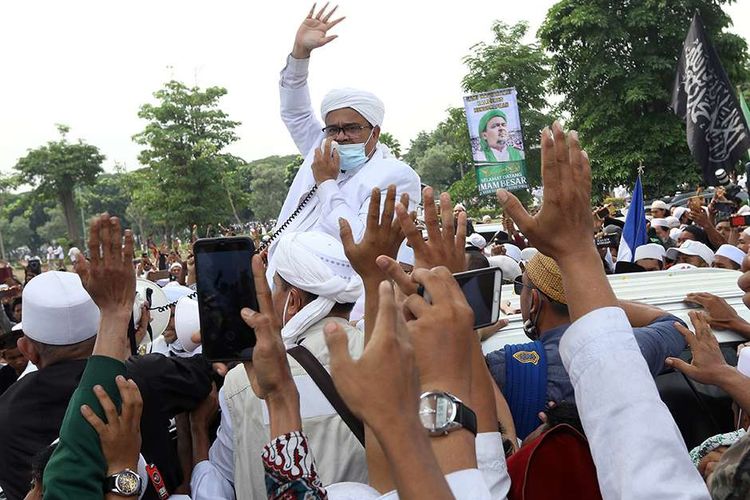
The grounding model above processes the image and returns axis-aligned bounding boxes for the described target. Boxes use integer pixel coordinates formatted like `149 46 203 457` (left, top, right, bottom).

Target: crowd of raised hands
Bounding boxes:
36 120 750 500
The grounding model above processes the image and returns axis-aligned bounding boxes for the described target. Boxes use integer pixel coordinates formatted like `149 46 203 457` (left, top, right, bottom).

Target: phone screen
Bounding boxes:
194 237 258 361
453 268 502 329
730 215 750 228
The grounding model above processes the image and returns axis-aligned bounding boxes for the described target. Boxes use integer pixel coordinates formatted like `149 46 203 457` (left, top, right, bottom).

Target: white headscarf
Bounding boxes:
321 88 385 127
275 232 363 346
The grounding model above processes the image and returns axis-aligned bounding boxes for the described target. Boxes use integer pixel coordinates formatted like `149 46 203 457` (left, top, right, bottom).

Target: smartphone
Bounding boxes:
596 235 618 248
418 267 503 330
730 215 750 228
596 206 610 219
193 237 258 361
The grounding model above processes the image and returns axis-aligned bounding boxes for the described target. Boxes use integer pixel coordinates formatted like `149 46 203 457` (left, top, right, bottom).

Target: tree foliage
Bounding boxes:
539 0 750 198
378 132 402 158
12 125 104 247
247 162 287 222
132 81 241 233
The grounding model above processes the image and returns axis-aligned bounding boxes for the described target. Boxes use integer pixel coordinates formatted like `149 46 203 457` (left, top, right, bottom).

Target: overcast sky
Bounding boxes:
1 1 748 176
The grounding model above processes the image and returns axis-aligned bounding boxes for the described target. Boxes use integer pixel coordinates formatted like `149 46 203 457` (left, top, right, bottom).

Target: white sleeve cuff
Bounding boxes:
316 179 340 203
280 54 310 88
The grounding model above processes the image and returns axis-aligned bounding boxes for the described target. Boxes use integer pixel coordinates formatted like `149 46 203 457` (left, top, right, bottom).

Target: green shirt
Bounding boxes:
43 355 127 499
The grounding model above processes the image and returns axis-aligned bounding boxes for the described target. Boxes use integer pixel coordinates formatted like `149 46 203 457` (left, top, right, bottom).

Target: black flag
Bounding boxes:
671 13 750 185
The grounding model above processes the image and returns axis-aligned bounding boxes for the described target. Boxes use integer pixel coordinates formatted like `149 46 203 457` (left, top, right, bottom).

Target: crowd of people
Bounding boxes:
2 4 750 499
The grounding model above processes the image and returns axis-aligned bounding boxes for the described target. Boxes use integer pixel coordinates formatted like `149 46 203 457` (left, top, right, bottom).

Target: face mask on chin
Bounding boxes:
337 128 375 171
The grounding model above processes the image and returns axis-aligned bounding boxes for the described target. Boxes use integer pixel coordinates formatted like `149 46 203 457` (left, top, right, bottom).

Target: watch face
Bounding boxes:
115 471 141 495
419 392 457 432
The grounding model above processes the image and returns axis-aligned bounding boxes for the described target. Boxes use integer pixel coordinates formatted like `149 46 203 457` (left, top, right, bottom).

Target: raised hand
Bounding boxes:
397 186 467 273
241 255 301 436
666 311 734 386
312 138 341 185
293 3 345 59
684 292 750 335
496 122 592 265
340 185 407 282
80 376 142 475
80 213 136 315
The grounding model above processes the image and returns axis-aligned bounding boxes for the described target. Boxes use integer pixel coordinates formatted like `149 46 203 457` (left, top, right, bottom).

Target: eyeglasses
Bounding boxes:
322 124 372 138
513 275 534 296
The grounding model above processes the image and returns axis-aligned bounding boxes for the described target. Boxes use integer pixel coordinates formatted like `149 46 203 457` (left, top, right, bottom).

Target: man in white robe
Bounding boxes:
269 4 421 269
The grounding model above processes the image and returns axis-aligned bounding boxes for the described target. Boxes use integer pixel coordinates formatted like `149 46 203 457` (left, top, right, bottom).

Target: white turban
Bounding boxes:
321 88 385 127
275 231 363 346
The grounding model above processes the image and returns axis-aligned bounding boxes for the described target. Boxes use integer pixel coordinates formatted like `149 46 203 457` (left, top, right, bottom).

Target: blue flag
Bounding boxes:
617 176 648 262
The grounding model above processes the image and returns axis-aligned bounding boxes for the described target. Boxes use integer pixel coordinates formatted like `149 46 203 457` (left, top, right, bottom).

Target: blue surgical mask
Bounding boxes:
337 130 374 171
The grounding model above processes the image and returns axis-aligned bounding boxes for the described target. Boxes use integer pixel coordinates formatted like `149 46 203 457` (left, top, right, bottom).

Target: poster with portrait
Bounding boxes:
463 88 528 195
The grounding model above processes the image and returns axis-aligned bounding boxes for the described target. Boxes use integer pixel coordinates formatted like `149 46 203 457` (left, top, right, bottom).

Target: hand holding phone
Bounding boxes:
194 237 258 361
418 267 503 329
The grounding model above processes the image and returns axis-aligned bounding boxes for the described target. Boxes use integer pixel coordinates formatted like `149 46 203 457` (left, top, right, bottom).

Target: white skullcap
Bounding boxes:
650 218 669 229
715 244 746 267
669 228 682 241
321 88 385 127
454 203 467 212
520 247 539 263
275 232 363 346
673 207 689 221
651 200 669 210
634 243 666 263
738 205 750 216
68 247 82 263
488 255 522 282
163 282 194 304
666 240 715 266
466 233 487 250
665 216 681 229
482 215 492 224
175 296 200 353
169 262 183 270
22 271 100 346
502 244 522 263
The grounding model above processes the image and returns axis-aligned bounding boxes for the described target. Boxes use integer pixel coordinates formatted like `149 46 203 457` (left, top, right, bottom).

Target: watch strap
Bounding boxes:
455 400 478 436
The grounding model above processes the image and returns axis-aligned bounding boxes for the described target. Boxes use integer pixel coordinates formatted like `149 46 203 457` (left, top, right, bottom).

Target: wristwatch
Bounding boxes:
419 391 478 436
105 469 142 497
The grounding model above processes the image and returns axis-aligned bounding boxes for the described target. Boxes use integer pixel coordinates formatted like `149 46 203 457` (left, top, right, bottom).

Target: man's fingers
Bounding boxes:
241 308 274 347
422 187 441 243
496 190 535 238
326 17 345 30
315 2 329 20
539 127 559 190
123 230 135 264
674 322 696 348
411 267 455 305
110 217 123 264
118 376 136 424
440 191 456 245
376 255 418 295
666 357 696 377
552 121 570 176
80 404 107 435
322 4 338 22
251 255 274 315
372 281 398 340
381 185 397 228
100 213 113 268
324 320 355 373
88 217 101 268
93 385 118 426
403 293 431 320
365 188 381 233
396 202 427 254
307 3 316 18
339 218 355 255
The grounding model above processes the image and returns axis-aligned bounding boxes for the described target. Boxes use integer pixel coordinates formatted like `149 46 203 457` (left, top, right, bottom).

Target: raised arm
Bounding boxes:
498 123 709 499
280 4 345 156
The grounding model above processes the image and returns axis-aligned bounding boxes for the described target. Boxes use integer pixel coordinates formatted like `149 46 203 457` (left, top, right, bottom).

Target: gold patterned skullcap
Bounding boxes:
524 253 567 305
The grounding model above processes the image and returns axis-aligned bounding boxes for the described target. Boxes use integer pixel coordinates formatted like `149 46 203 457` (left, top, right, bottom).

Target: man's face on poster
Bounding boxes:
482 116 509 149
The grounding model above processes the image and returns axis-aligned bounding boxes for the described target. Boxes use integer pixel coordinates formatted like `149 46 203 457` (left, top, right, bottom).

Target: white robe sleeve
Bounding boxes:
279 55 324 157
559 307 710 499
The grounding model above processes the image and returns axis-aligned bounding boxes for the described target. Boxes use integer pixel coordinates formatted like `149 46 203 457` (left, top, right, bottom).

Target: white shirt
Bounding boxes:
269 55 421 269
559 307 710 499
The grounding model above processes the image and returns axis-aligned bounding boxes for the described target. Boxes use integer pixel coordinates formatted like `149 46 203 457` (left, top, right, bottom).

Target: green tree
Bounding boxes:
247 162 287 222
539 0 750 197
78 168 133 229
12 125 104 247
284 155 305 188
0 215 34 255
133 81 242 233
36 207 69 247
378 132 402 158
415 143 461 190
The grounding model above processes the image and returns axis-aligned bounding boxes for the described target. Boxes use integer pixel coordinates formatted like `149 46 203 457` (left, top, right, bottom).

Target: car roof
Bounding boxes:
482 267 746 354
